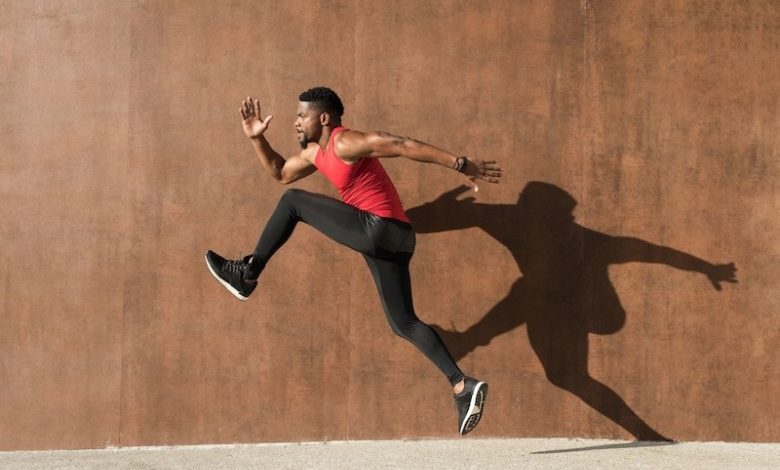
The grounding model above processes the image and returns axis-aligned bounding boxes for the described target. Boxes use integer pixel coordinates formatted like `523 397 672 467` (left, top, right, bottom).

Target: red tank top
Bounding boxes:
314 127 410 223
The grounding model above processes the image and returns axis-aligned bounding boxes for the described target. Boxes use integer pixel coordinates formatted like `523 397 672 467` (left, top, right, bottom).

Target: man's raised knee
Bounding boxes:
282 188 308 200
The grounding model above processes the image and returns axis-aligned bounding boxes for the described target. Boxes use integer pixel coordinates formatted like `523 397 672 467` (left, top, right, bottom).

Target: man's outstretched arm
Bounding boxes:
240 97 317 184
335 130 502 186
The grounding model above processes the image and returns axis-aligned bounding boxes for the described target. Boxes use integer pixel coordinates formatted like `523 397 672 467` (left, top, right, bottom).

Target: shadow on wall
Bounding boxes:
407 183 737 441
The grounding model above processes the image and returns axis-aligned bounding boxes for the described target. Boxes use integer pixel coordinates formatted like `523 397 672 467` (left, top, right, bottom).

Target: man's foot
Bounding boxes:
454 377 488 435
205 250 257 301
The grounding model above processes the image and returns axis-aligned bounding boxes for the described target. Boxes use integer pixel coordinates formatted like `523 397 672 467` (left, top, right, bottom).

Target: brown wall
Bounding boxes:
1 0 777 450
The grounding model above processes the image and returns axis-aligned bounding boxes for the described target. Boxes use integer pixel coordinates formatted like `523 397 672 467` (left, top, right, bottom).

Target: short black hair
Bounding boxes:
299 86 344 122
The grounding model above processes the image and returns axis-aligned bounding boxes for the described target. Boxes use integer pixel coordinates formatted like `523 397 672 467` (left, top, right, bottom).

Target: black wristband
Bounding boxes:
455 156 468 173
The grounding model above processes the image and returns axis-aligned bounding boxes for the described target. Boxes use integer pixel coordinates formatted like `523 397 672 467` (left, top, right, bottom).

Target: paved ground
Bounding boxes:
1 438 778 469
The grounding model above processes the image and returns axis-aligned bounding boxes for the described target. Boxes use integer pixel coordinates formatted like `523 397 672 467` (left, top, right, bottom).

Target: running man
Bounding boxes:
205 87 501 435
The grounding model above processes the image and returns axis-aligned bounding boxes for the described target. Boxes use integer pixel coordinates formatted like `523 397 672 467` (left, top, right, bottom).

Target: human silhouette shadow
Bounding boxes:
407 182 737 441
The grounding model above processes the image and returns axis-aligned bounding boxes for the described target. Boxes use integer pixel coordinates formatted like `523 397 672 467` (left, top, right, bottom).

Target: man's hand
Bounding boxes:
461 158 502 191
240 96 273 139
706 262 738 291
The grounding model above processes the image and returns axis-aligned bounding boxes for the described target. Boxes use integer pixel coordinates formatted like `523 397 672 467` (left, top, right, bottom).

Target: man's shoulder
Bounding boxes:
335 128 392 148
335 127 363 141
333 128 370 159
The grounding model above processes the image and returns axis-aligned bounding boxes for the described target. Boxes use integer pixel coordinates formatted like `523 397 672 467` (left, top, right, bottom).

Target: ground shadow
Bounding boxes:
407 183 737 441
531 440 678 454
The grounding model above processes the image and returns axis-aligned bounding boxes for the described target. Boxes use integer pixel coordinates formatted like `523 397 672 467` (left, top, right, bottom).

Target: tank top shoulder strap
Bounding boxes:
327 126 349 152
316 126 350 168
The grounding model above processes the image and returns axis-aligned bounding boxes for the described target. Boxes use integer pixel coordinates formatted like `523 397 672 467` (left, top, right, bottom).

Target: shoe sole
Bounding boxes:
205 254 249 301
460 382 488 435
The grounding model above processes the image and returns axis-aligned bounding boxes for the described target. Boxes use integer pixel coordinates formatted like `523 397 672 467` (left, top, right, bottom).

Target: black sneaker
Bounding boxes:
454 377 488 435
205 250 257 301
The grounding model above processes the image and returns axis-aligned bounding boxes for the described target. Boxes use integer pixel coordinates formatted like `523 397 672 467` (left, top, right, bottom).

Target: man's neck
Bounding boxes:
317 125 339 149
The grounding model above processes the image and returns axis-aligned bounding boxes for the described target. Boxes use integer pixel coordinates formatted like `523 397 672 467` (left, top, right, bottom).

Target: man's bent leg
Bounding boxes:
247 189 376 279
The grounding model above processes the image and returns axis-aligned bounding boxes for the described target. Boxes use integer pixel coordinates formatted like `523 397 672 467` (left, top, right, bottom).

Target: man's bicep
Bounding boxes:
365 131 407 157
337 130 403 160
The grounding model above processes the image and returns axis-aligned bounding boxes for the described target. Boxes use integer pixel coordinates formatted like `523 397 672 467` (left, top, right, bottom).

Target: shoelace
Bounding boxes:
223 259 246 275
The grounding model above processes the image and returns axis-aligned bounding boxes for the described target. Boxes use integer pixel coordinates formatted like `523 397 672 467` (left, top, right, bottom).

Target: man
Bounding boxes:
205 87 502 435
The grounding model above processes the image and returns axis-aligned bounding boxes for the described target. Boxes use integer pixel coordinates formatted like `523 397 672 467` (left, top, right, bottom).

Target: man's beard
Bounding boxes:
298 133 310 149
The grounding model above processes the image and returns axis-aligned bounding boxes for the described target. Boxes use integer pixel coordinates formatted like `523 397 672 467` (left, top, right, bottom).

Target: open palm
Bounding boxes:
240 97 273 139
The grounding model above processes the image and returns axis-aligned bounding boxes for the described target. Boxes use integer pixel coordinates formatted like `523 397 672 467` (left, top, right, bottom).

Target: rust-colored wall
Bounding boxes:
1 0 777 450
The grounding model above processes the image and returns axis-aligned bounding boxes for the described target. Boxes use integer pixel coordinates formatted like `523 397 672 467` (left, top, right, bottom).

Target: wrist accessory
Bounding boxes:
454 156 469 173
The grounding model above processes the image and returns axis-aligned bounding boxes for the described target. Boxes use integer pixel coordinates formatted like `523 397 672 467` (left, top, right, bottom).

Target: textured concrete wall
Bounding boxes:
1 0 777 450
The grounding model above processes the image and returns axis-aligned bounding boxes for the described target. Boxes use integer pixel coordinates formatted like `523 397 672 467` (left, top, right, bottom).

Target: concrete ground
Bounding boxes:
1 439 778 469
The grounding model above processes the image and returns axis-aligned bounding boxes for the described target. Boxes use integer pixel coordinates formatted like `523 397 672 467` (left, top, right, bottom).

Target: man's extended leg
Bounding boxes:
362 254 464 385
362 254 488 435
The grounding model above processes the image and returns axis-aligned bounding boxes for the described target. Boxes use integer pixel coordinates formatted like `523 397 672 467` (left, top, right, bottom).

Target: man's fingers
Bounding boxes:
478 166 502 181
462 158 503 185
262 115 273 126
478 174 501 183
472 159 502 174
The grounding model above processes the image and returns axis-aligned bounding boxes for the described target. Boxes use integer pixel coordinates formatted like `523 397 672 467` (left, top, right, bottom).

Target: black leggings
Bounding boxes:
250 188 465 386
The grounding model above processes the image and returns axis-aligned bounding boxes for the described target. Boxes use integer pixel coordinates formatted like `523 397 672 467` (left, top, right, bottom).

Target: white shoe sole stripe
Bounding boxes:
459 381 486 435
205 254 249 301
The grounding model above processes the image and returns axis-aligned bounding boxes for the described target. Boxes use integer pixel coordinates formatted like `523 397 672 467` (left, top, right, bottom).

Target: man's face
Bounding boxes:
295 101 322 149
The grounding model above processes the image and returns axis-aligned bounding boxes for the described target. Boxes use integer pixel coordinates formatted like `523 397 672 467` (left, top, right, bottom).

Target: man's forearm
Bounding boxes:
250 136 285 181
399 138 459 169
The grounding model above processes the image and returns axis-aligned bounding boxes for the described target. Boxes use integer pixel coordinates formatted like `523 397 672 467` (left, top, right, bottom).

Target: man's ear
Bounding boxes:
319 112 331 126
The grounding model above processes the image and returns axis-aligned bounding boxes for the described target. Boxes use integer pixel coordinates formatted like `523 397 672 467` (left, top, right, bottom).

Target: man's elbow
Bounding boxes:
397 137 421 156
279 171 306 185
